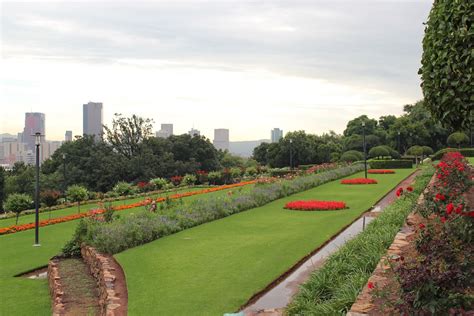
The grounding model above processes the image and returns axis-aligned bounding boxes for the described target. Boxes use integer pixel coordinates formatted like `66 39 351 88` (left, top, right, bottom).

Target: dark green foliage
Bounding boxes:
340 150 364 162
368 146 390 158
447 132 470 148
4 193 33 225
431 148 474 160
419 0 473 129
369 160 413 169
0 167 4 212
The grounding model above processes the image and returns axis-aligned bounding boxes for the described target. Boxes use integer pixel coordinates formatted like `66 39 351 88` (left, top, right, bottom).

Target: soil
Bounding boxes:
59 258 100 315
107 254 128 316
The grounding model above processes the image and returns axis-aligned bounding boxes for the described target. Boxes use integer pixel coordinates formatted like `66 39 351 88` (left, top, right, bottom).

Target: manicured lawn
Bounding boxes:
468 157 474 165
0 184 254 316
116 169 414 315
0 186 208 228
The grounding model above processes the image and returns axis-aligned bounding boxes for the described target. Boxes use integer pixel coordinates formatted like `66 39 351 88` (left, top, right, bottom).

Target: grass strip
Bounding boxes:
287 166 434 315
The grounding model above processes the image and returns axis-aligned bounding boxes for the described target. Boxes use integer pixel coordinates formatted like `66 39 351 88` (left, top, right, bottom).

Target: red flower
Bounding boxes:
418 223 425 229
406 186 413 192
446 203 454 215
396 187 404 197
440 216 447 223
435 193 446 201
284 200 346 211
367 282 375 290
341 178 378 185
368 169 395 174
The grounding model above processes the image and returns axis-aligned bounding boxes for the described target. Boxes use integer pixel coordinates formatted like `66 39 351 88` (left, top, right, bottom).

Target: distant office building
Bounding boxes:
0 141 26 165
156 123 173 138
41 141 61 162
188 128 201 137
23 112 45 151
65 130 73 142
213 129 230 151
271 128 283 143
83 102 103 139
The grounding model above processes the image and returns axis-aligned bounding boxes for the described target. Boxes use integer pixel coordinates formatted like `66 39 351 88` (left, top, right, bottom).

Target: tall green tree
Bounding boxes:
419 0 473 129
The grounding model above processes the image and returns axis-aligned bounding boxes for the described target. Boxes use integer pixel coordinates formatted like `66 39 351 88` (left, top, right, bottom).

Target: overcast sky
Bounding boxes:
0 0 433 141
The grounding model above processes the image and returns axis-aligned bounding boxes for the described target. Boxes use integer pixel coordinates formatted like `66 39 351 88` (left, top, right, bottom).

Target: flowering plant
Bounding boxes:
341 178 378 185
284 200 346 211
368 169 395 174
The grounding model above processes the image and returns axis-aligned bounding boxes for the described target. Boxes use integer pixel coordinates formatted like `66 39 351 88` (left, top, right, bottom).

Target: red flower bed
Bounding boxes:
368 169 395 174
0 180 256 236
284 200 346 211
341 178 378 185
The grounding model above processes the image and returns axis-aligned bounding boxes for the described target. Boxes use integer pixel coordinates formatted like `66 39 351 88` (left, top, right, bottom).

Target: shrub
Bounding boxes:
113 181 134 196
245 167 257 176
340 150 364 162
208 171 222 185
431 148 474 160
419 0 473 129
447 132 470 148
40 190 61 220
5 193 33 224
421 146 433 157
66 185 89 213
368 169 395 174
181 174 197 186
284 200 346 211
195 170 208 184
368 146 390 159
341 178 377 185
369 160 413 169
149 177 168 190
229 167 242 180
170 176 183 186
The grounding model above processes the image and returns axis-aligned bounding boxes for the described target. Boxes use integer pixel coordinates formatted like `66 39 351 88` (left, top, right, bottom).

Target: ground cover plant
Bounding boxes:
287 166 433 315
341 178 378 185
284 200 346 211
64 164 365 255
113 168 414 315
368 169 395 174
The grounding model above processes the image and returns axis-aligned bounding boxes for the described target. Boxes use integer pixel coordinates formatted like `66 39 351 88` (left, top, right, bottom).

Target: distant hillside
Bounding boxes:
229 139 270 157
0 133 17 141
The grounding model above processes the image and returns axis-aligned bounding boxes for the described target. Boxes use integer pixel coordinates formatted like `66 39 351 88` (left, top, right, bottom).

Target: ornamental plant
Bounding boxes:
113 181 134 196
368 169 395 174
284 200 346 211
149 177 168 190
170 176 183 186
341 178 377 185
181 174 197 186
40 190 61 220
5 193 33 225
66 185 89 213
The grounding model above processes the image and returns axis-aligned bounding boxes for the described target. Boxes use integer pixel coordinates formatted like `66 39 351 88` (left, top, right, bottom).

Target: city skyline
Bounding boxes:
1 1 432 141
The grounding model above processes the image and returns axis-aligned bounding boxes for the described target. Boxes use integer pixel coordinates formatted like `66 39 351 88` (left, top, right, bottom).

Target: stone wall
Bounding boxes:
81 245 125 316
48 258 66 316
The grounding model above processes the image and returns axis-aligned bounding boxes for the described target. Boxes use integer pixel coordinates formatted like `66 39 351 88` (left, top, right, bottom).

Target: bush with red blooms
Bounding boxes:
137 181 154 192
341 178 378 185
170 176 183 186
368 169 395 174
393 152 473 314
284 200 346 211
395 186 414 197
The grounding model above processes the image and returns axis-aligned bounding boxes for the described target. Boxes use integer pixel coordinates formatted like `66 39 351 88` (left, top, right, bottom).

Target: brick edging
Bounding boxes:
48 259 66 316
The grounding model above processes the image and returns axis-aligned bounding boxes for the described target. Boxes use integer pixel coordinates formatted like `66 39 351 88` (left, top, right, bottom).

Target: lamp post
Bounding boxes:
289 139 293 170
34 132 41 247
397 131 401 154
362 122 367 179
62 153 67 194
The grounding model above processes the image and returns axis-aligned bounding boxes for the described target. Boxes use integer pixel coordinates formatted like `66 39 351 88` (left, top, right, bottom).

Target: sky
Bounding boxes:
0 0 433 141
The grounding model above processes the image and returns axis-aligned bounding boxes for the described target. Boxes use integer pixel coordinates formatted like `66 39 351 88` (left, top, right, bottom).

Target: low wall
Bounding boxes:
48 258 66 316
81 245 126 316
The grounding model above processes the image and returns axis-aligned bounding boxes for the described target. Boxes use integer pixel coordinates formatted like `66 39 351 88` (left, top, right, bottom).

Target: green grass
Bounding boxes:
468 157 474 165
115 169 414 315
0 184 253 316
0 187 208 228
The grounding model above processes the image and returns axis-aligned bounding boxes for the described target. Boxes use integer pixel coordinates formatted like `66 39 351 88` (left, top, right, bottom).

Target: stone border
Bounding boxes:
347 173 437 316
48 258 66 316
81 245 127 316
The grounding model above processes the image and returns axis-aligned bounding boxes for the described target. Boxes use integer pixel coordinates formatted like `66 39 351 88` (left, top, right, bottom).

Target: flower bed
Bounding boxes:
284 200 346 211
368 169 395 174
0 181 256 236
341 178 378 185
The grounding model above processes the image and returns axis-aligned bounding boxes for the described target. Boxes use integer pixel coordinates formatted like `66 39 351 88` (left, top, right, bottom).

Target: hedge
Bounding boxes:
431 148 474 161
369 159 413 169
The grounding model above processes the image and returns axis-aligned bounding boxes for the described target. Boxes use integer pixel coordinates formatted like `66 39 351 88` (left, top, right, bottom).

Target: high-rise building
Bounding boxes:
213 129 230 151
156 123 173 138
271 128 283 143
83 102 103 139
188 128 200 137
65 130 73 142
23 112 45 151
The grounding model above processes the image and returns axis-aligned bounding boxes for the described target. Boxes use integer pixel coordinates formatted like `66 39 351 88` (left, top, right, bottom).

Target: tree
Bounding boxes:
252 142 271 165
447 132 469 148
103 113 154 158
40 190 61 219
419 0 473 129
66 185 89 213
421 146 434 161
407 145 423 165
368 146 390 159
5 193 33 225
343 115 377 137
0 167 4 212
340 150 364 162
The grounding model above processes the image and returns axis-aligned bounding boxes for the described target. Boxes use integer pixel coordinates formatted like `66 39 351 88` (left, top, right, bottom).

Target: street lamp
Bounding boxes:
289 139 293 170
33 132 42 247
362 122 367 179
62 153 67 194
397 131 401 154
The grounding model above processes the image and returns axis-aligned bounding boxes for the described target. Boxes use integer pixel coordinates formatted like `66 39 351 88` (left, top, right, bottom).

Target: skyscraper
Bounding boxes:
83 102 103 139
156 123 173 138
188 128 200 137
23 112 45 151
213 129 229 151
65 130 73 142
271 128 283 143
